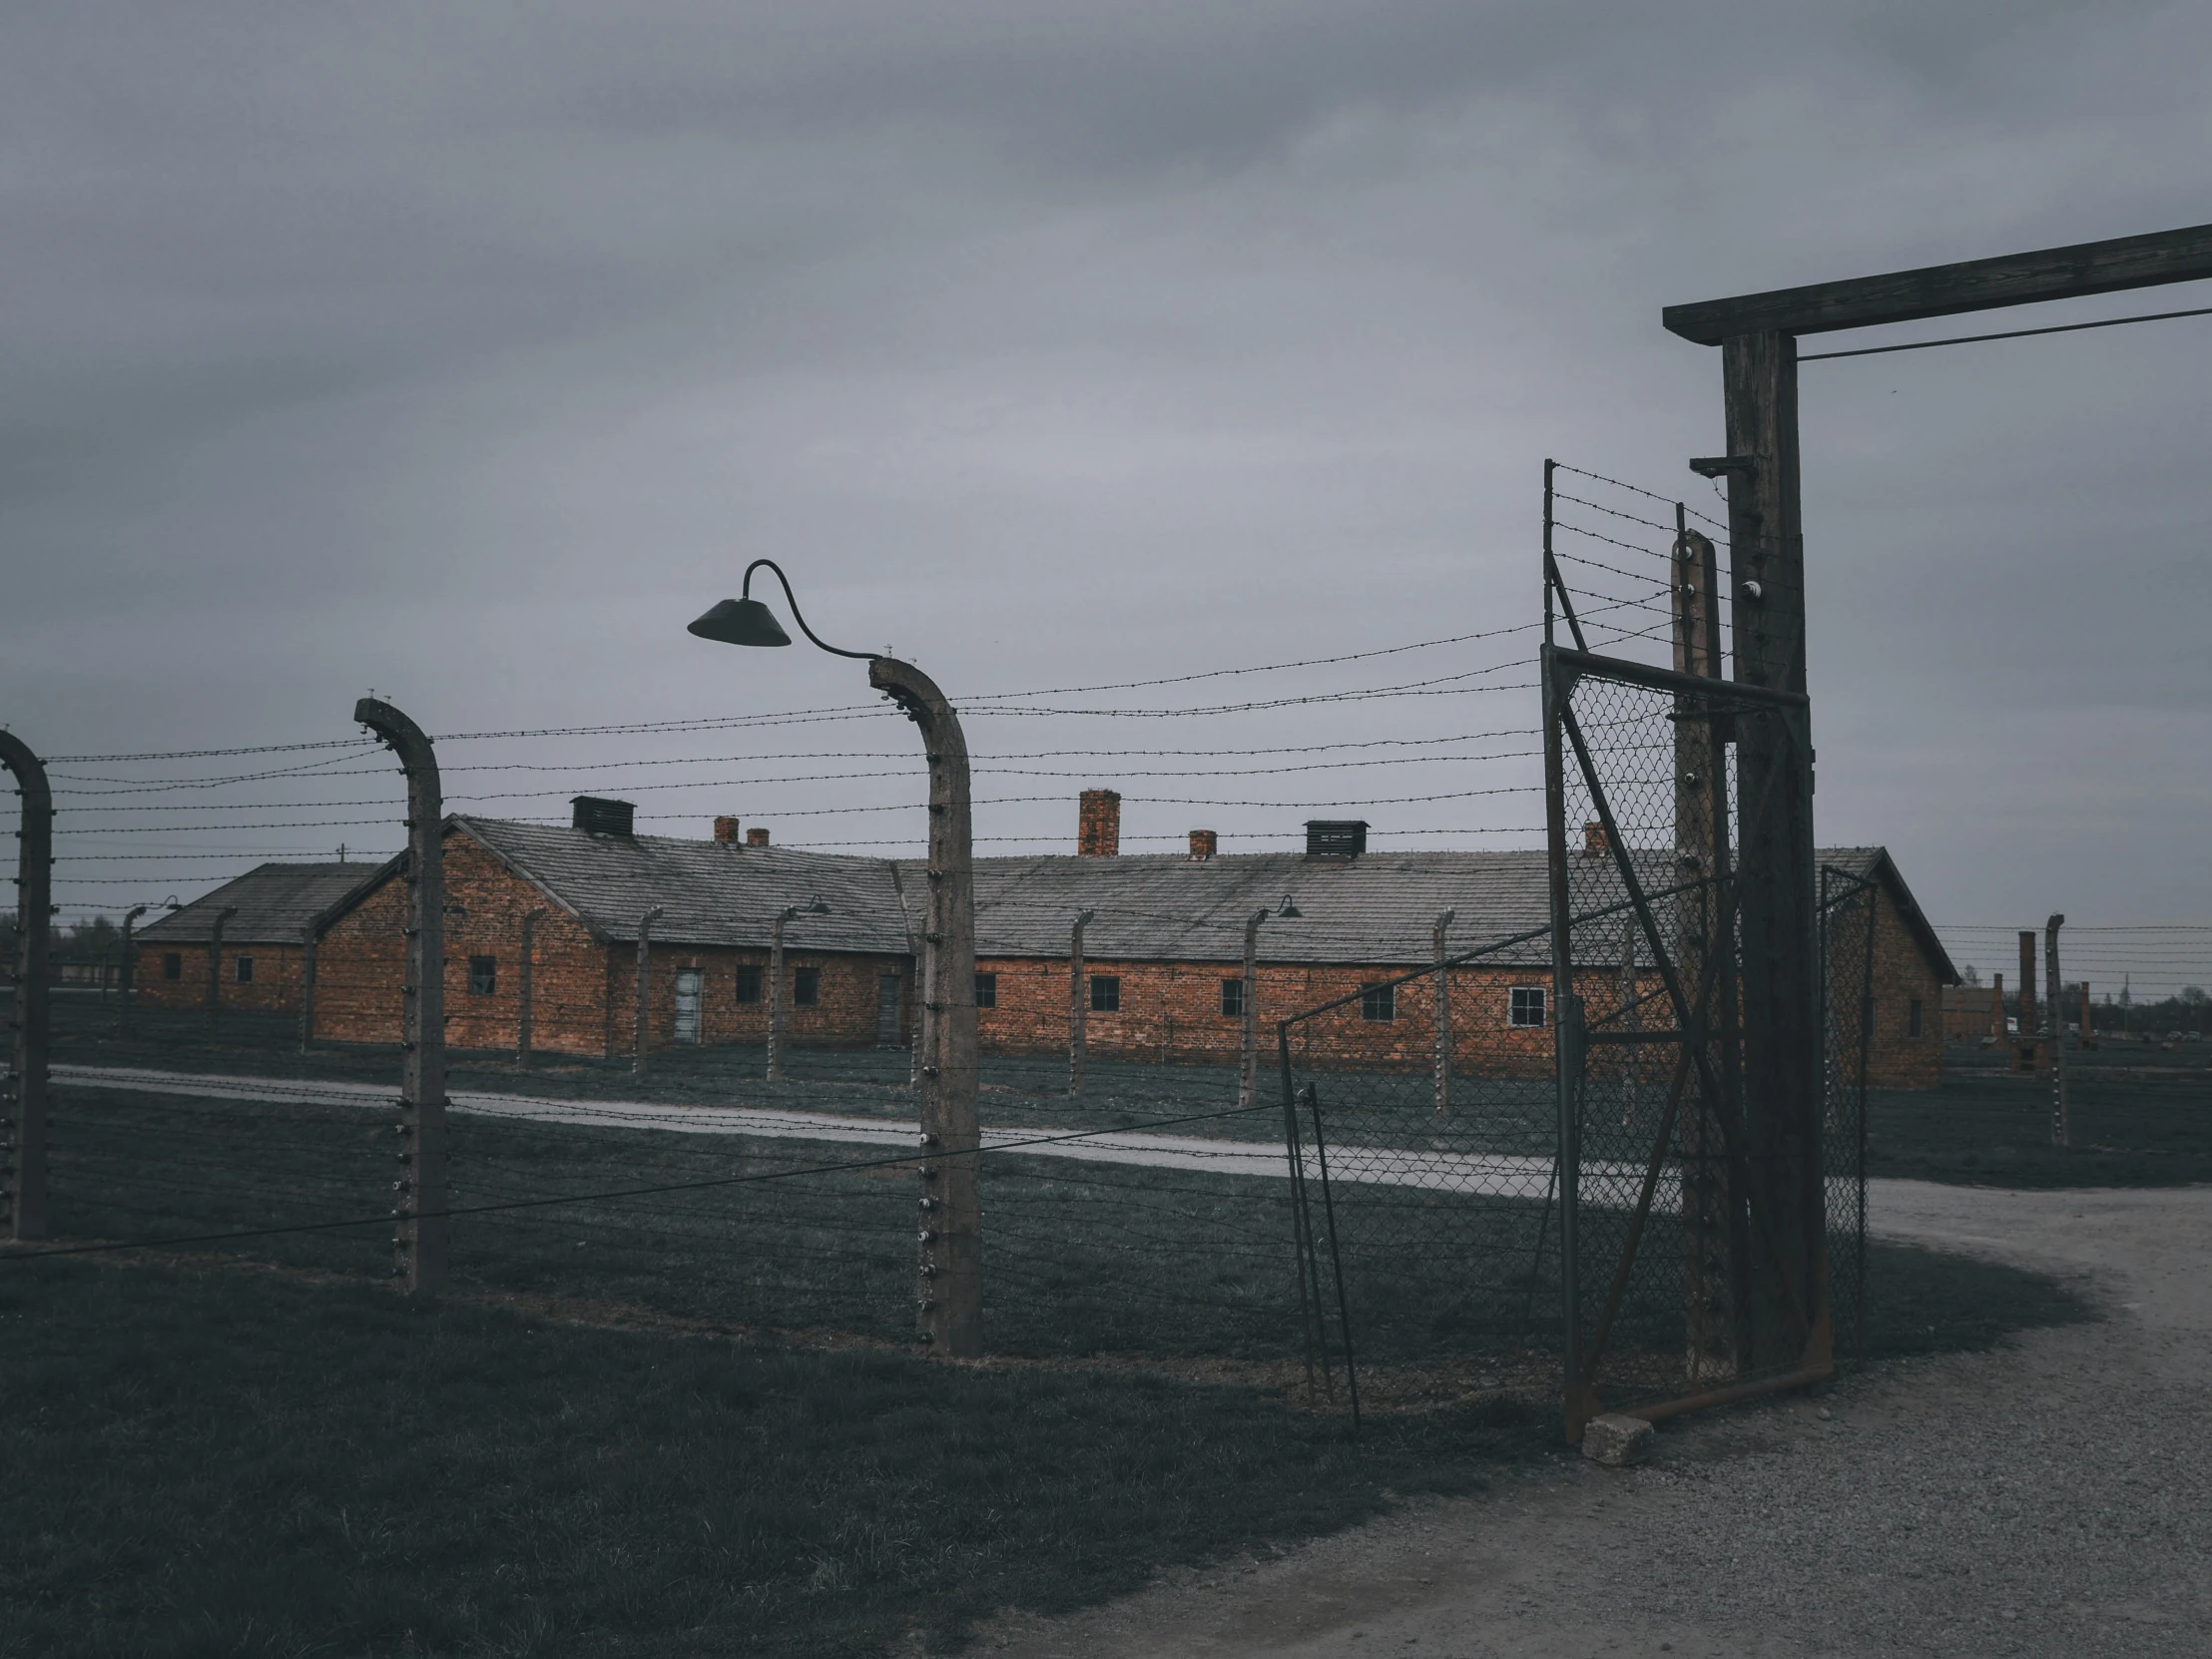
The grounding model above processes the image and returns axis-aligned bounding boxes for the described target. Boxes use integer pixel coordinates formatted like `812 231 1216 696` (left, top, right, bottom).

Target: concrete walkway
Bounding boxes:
53 1062 1590 1195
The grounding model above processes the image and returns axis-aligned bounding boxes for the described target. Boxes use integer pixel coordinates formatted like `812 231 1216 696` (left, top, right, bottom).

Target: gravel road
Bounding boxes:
980 1180 2212 1658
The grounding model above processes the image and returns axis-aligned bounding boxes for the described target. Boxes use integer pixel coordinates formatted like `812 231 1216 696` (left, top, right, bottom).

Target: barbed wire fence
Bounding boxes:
17 457 2203 1418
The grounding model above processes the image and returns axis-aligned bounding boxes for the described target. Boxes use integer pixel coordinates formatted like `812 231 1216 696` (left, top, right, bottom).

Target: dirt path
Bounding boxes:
979 1181 2212 1658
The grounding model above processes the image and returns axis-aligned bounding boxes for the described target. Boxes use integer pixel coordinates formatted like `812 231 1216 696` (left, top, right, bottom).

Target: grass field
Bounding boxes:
8 1001 2111 1654
0 1255 1529 1659
0 1242 2088 1659
1867 1042 2212 1189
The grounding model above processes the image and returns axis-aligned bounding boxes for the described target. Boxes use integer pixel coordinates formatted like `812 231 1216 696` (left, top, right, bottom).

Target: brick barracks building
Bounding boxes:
136 792 1957 1087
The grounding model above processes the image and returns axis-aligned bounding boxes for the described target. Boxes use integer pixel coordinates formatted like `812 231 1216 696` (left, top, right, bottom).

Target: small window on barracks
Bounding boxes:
1509 986 1547 1028
794 966 821 1006
234 955 255 984
735 964 764 1003
1360 982 1394 1022
1220 977 1245 1017
162 952 182 981
1090 974 1121 1013
974 971 997 1009
468 955 497 996
1908 997 1924 1039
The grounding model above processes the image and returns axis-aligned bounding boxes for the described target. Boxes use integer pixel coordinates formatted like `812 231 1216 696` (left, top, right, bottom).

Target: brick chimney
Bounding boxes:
1582 821 1609 856
1188 829 1217 861
747 827 771 847
714 816 742 843
1078 790 1121 857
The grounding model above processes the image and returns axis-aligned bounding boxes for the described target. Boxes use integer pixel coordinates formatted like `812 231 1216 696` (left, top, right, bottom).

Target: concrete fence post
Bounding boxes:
117 903 150 1039
768 912 789 1083
517 907 544 1064
1 730 52 1242
205 906 237 1040
869 655 981 1358
2046 914 2071 1148
297 925 318 1052
1433 908 1455 1114
355 697 446 1298
634 906 664 1078
1068 908 1093 1096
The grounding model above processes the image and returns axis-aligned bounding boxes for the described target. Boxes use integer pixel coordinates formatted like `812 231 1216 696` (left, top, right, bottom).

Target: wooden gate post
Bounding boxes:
1715 329 1825 1370
1 731 52 1241
354 698 446 1297
1672 524 1741 1382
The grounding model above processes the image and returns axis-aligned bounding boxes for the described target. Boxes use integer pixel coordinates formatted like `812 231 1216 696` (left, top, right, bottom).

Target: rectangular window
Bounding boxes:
1509 986 1547 1029
163 952 182 981
794 966 821 1006
235 955 255 984
1090 974 1121 1013
1908 997 1924 1039
735 964 764 1003
1360 982 1395 1022
1220 977 1245 1017
468 955 497 996
974 971 997 1009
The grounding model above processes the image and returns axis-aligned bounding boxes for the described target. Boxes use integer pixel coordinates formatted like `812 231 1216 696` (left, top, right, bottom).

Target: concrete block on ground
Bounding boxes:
1582 1412 1655 1466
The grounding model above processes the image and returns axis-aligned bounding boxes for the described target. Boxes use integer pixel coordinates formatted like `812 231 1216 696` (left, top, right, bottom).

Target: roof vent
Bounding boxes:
572 797 636 837
1305 820 1368 858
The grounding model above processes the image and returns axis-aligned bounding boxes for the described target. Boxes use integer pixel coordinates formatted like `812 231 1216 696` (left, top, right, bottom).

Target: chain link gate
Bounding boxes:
1541 626 1870 1438
1276 921 1563 1423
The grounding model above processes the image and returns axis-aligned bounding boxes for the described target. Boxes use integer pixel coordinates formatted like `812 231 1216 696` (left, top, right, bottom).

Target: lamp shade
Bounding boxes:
688 598 793 647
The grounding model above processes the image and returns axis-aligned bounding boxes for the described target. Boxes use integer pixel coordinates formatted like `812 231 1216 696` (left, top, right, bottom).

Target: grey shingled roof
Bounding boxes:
945 844 1954 977
136 862 384 944
455 818 914 954
943 850 1561 968
306 819 1953 983
1817 845 1959 983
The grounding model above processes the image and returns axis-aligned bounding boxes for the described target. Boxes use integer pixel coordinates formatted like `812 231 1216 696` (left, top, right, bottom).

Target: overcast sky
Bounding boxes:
4 1 2209 970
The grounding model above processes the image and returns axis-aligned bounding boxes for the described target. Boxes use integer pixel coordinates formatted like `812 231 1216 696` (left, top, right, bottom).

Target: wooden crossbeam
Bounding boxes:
1664 223 2212 344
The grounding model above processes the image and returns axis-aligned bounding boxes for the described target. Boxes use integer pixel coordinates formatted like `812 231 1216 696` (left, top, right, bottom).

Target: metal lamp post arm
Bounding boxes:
743 560 877 660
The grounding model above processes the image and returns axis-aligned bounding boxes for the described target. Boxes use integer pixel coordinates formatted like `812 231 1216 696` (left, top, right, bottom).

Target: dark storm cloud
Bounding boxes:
2 0 2208 928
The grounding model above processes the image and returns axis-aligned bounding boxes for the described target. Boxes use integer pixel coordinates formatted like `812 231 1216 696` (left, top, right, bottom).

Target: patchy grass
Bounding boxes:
0 1257 1530 1659
1868 1061 2212 1189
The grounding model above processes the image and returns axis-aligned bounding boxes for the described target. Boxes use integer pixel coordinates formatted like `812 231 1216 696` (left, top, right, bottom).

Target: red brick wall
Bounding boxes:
1862 884 1944 1089
132 940 307 1014
974 953 1560 1075
312 831 913 1055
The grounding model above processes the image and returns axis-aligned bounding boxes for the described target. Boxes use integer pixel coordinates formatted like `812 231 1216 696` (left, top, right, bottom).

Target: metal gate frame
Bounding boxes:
1543 636 1878 1438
